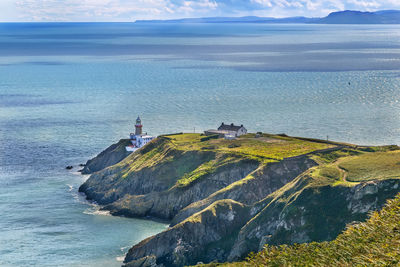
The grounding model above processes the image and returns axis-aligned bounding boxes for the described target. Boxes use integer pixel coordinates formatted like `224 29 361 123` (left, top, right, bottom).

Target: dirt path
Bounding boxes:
334 157 358 183
336 164 348 182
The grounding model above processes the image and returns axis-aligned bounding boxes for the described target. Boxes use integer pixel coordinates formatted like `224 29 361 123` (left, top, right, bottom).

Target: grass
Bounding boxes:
164 133 335 187
211 192 400 267
176 155 243 187
165 133 334 162
311 148 361 164
309 149 400 186
315 165 341 181
118 139 175 178
339 150 400 182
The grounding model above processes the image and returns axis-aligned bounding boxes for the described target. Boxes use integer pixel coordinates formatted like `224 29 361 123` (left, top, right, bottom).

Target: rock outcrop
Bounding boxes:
81 139 132 174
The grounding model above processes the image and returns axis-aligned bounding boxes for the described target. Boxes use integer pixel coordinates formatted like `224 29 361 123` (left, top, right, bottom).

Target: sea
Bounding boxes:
0 22 400 266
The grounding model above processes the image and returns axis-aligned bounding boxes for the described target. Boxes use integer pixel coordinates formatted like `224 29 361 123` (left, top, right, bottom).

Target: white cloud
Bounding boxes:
347 0 380 9
8 0 400 21
16 0 176 21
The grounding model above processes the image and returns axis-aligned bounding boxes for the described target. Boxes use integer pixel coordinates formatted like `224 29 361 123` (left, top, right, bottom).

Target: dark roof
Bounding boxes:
218 123 245 131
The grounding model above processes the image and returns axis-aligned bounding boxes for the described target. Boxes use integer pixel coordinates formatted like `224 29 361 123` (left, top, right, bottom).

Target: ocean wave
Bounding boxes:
66 181 111 216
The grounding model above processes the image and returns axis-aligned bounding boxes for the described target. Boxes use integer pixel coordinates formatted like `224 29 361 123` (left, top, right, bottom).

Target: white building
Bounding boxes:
204 123 247 139
217 123 247 137
126 116 156 152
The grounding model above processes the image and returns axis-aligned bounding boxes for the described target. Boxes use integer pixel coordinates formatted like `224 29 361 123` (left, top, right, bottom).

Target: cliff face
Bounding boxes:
228 178 400 261
222 192 400 266
125 199 251 267
170 156 316 226
78 133 400 267
81 139 132 174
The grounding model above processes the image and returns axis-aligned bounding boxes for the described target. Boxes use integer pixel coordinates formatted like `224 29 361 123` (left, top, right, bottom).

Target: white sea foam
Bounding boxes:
83 204 111 216
116 255 125 262
66 181 111 216
66 184 74 192
120 246 130 252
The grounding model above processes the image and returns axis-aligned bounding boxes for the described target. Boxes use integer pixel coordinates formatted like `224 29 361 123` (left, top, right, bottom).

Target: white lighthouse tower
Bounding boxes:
126 116 156 152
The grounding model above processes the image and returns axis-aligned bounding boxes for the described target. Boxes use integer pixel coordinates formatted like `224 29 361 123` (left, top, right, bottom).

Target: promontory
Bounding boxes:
78 133 400 266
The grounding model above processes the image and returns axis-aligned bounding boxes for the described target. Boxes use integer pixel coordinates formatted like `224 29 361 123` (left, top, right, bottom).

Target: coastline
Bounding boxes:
68 167 168 266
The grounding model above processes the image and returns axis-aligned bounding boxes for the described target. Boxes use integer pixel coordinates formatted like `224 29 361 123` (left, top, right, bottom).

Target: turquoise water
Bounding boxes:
1 23 400 266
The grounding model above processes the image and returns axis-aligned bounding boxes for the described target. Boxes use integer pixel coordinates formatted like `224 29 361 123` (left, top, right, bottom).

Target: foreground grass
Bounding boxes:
204 192 400 267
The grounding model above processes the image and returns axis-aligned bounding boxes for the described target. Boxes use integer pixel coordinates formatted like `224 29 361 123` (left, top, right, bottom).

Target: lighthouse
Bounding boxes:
135 116 143 135
126 116 156 152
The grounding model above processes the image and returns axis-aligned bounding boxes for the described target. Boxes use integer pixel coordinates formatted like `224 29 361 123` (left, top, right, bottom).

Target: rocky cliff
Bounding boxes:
78 133 400 266
81 139 132 174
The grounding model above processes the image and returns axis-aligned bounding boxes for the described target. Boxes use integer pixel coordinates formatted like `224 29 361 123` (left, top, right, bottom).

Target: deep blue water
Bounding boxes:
1 22 400 266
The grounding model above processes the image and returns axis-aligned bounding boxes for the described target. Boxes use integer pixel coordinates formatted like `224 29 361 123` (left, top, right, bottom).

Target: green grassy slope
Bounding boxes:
166 133 333 161
163 133 333 187
309 146 400 185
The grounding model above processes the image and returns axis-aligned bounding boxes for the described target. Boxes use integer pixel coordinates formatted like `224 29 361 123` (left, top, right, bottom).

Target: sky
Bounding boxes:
0 0 398 22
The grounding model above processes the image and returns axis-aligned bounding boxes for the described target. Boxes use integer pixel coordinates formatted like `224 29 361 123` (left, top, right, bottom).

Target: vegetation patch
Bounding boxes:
176 154 244 187
311 148 361 164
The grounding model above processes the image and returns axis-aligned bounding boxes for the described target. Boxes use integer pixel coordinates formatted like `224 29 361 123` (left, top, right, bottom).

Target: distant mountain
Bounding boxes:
135 10 400 24
317 10 400 24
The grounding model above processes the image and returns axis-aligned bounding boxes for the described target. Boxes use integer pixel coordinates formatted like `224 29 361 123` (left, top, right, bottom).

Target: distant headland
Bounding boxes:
135 10 400 24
